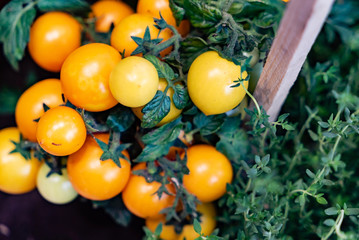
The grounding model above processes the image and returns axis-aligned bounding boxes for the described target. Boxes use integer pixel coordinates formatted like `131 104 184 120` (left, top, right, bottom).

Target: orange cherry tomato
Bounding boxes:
137 0 190 37
178 203 216 240
122 162 175 219
36 106 87 156
67 133 131 201
111 13 172 57
131 79 182 125
145 202 216 240
91 0 134 33
28 12 81 72
0 127 41 194
182 145 233 202
15 79 65 142
60 43 120 112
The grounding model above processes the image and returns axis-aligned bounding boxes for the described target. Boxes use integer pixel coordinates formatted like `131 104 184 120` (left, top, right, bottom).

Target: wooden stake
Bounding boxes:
250 0 335 121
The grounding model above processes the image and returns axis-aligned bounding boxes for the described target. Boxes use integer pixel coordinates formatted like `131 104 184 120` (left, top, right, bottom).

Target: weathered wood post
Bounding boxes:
250 0 335 121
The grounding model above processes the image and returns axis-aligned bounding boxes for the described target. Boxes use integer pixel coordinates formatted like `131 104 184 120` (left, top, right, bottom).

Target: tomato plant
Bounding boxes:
187 51 248 115
60 43 120 112
15 78 65 142
122 162 175 219
36 106 87 156
28 11 81 72
36 161 78 204
67 133 131 201
91 0 134 33
0 127 41 194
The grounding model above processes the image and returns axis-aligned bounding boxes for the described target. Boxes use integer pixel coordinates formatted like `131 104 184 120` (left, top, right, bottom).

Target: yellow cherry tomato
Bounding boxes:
182 145 233 202
67 133 131 201
15 79 65 142
28 12 81 72
109 56 159 107
110 13 172 57
187 51 248 115
136 0 190 37
91 0 134 33
131 78 182 126
60 43 120 112
36 106 87 156
0 127 41 194
36 162 78 204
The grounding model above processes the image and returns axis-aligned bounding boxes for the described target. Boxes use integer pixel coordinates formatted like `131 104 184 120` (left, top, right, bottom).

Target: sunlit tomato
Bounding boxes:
110 13 172 57
60 43 120 112
67 133 131 201
136 0 190 37
109 56 159 107
28 12 81 72
36 162 78 204
0 127 41 194
131 78 182 125
182 145 233 202
178 203 216 240
146 216 178 240
122 162 175 219
36 106 87 156
187 51 248 115
15 79 65 142
145 202 216 240
91 0 134 33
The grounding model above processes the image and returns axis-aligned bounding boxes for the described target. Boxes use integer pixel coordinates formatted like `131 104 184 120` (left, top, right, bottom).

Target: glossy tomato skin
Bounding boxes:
91 0 134 33
109 56 159 107
178 203 216 240
183 145 233 203
36 106 87 156
0 128 41 194
28 12 81 72
122 162 175 219
131 78 182 125
15 79 65 142
110 13 172 57
60 43 120 112
36 162 78 204
187 51 248 115
67 133 131 201
136 0 190 37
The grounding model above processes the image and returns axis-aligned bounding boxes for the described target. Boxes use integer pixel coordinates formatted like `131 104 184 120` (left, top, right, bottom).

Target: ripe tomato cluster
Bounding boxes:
0 0 253 239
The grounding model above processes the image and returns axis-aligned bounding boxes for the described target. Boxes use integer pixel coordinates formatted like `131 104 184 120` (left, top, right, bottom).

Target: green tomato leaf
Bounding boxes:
37 0 91 15
144 55 175 81
193 112 226 136
172 84 189 110
135 143 173 162
142 91 171 128
325 207 339 216
142 117 183 145
169 0 185 26
154 222 163 236
0 0 36 70
316 197 328 205
183 0 222 29
107 107 135 133
193 218 202 234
